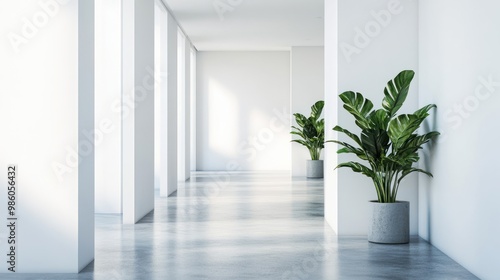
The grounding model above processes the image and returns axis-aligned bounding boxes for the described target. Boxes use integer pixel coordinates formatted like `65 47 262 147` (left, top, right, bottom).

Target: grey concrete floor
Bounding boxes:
4 172 478 280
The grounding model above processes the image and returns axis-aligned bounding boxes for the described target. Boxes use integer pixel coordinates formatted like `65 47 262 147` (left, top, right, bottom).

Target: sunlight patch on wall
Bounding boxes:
208 78 240 157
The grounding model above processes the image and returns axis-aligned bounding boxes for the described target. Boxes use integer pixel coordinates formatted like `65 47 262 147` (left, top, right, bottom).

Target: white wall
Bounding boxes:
122 0 155 224
325 0 419 235
95 0 122 214
291 47 325 177
0 0 94 272
197 51 291 171
419 1 500 279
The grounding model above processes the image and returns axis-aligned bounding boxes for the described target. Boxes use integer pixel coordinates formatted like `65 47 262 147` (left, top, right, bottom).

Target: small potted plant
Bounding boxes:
329 70 439 243
291 100 325 178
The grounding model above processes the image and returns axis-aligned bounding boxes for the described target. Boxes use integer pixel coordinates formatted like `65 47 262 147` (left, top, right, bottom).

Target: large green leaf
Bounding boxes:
414 104 437 119
303 122 318 139
291 139 308 146
361 129 390 160
369 109 390 130
293 113 308 128
382 70 415 117
311 100 324 121
339 91 374 130
388 114 423 150
398 168 433 185
336 162 375 179
392 151 420 165
328 140 368 160
316 119 325 135
290 131 305 139
381 155 405 168
333 125 362 147
397 131 440 155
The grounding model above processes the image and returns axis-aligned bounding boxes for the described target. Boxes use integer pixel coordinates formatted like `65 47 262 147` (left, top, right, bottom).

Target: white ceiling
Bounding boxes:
162 0 324 51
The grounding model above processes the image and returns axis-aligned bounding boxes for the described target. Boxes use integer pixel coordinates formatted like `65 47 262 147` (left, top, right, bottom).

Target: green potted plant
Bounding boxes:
291 100 325 178
329 70 439 243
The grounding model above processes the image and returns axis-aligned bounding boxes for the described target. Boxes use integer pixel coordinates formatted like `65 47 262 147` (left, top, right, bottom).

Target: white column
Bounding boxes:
95 0 122 214
122 0 155 224
190 49 197 171
77 0 95 271
0 0 94 272
177 31 186 181
184 42 192 180
290 47 325 177
161 11 178 196
155 2 168 192
324 0 339 233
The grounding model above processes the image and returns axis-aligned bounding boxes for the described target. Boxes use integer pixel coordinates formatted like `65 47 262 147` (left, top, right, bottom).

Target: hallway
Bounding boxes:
11 172 476 279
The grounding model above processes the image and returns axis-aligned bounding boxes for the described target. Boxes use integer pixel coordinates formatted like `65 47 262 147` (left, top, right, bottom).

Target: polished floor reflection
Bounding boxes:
7 172 477 279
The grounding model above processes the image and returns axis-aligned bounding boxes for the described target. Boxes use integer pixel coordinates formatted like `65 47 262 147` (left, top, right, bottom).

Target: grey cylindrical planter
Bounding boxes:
368 201 409 244
306 160 323 178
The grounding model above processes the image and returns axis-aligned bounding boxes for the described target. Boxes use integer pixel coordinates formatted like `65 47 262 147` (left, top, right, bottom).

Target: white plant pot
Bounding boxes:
306 160 323 178
368 201 409 244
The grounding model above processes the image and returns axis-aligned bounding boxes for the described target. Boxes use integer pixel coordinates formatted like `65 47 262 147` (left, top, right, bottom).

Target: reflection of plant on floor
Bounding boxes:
329 70 439 203
291 101 325 160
